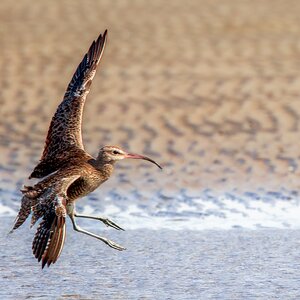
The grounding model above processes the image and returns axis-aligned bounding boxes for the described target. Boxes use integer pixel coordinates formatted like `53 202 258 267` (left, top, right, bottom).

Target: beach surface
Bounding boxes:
2 0 300 197
1 0 300 299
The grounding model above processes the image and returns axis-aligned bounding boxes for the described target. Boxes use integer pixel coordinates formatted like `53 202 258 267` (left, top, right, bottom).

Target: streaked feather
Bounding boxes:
30 31 107 179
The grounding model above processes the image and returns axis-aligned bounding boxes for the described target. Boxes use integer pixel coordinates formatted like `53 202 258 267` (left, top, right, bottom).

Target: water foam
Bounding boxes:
2 194 300 230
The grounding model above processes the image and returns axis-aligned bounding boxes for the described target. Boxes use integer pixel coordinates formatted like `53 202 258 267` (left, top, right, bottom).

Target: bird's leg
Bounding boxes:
74 212 124 231
67 203 125 251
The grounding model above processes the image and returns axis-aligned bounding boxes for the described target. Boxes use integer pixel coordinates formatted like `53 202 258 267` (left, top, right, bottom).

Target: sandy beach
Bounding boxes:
1 0 300 195
1 0 300 299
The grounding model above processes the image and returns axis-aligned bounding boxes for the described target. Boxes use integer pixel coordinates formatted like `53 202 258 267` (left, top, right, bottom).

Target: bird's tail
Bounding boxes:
32 208 66 268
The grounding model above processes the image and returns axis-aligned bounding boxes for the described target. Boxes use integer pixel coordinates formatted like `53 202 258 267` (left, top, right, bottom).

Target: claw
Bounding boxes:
101 218 125 231
107 239 126 251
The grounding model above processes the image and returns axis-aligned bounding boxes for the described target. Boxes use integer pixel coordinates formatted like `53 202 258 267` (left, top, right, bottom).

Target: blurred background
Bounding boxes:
1 0 300 229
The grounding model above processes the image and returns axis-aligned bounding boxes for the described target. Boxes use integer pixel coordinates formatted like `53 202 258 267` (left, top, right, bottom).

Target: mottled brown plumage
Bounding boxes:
11 30 162 268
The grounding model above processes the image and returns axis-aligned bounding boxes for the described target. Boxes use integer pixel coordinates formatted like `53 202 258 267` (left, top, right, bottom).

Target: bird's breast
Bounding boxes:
66 176 103 202
66 163 113 202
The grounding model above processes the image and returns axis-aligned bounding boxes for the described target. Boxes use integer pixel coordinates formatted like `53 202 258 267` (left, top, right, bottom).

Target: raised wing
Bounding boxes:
30 30 107 178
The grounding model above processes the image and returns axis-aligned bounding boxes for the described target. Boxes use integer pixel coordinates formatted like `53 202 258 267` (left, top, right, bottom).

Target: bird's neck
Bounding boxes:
93 156 115 175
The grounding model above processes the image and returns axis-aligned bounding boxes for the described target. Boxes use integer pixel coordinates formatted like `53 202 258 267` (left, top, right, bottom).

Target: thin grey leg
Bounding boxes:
69 213 126 251
74 212 124 231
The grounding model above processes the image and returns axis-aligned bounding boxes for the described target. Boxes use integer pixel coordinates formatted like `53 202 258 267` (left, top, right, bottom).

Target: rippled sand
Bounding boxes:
1 0 300 200
2 3 300 298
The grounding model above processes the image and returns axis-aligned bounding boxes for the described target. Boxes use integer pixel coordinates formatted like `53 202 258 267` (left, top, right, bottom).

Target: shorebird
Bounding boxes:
11 30 162 268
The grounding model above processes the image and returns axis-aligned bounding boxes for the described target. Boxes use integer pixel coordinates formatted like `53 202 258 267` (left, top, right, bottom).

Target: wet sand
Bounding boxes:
1 0 300 198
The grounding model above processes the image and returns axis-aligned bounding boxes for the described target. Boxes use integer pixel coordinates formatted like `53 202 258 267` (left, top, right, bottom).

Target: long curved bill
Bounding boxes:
125 153 162 169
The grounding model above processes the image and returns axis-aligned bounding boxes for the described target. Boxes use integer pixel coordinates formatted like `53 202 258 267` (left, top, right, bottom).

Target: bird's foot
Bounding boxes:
70 214 126 251
100 217 125 231
106 239 126 251
73 213 125 231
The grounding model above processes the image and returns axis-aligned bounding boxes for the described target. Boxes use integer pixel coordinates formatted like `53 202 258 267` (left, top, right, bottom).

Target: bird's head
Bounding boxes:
98 145 162 169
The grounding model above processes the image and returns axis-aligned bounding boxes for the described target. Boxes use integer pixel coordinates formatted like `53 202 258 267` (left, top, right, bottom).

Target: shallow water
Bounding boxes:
3 188 300 231
1 217 300 300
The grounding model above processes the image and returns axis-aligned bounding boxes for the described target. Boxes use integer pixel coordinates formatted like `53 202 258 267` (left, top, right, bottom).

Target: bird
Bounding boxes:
10 30 162 268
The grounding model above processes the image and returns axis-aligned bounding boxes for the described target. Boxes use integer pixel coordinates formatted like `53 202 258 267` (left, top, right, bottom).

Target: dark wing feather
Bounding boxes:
30 174 80 268
12 171 80 268
33 219 51 261
11 195 34 231
32 200 67 269
33 208 55 262
42 214 66 267
30 30 107 179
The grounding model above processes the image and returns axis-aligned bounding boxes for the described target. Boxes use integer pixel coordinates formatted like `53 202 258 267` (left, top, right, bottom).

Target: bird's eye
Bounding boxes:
112 150 120 155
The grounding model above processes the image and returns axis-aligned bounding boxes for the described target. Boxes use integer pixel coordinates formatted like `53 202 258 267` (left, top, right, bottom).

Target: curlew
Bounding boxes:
11 30 162 268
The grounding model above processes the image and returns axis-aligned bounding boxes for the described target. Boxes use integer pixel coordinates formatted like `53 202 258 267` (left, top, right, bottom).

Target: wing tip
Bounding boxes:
85 29 108 68
94 29 108 58
98 29 108 41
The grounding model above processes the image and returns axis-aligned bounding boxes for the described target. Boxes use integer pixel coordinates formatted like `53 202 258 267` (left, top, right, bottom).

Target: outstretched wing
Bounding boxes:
32 194 67 269
30 30 107 178
12 173 80 232
33 174 80 268
43 30 107 157
12 172 81 268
